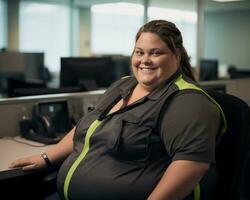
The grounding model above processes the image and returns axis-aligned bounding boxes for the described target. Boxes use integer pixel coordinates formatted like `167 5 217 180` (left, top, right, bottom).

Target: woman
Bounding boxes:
10 20 225 200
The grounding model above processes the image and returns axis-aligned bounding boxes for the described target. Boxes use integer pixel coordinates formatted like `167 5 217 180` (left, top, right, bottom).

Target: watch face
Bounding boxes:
42 153 51 166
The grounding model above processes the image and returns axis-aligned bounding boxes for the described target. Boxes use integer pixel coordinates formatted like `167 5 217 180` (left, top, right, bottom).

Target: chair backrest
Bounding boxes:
208 91 250 200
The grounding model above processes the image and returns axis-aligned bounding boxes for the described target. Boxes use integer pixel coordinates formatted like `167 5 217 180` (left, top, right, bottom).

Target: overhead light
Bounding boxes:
91 3 143 16
149 7 197 24
212 0 245 2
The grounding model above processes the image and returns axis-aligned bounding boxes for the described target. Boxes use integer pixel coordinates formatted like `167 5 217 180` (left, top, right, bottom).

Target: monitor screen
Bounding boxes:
37 101 72 135
111 55 131 80
60 57 116 91
200 59 218 81
228 66 250 79
0 52 44 81
23 52 45 83
0 52 45 96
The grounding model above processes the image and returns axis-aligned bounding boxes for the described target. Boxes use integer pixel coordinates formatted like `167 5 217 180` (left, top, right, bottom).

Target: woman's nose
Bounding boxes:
141 54 152 65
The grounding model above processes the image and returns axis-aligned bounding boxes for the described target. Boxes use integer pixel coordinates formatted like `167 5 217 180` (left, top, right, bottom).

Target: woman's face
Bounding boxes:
131 32 179 91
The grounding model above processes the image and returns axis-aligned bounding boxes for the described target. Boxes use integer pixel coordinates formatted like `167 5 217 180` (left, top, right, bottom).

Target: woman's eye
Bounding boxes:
135 51 143 56
152 51 161 56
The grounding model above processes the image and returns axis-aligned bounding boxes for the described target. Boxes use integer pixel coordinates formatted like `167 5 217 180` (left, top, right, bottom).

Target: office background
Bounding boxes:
0 0 250 92
0 1 250 199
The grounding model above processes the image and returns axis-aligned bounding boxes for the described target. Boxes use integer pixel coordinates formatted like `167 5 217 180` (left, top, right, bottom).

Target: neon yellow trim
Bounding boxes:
175 75 204 92
175 75 227 135
194 184 201 200
63 119 102 200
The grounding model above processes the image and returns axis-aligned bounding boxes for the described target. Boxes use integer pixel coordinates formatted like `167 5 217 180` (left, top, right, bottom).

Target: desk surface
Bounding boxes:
0 137 54 173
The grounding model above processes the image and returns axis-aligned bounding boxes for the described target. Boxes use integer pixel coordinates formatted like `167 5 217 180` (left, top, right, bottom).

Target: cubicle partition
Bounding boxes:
200 78 250 106
0 90 104 199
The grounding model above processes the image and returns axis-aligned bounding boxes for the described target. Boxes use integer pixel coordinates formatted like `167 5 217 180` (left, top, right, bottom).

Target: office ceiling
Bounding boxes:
205 0 250 12
74 0 250 12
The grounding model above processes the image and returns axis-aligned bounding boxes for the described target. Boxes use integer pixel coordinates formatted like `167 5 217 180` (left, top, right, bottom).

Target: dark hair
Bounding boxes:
135 20 195 81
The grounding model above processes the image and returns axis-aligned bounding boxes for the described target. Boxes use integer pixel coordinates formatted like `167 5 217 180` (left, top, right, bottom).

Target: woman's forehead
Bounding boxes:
135 32 168 49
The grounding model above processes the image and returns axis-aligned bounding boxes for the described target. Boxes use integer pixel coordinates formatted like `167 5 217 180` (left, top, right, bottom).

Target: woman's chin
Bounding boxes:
139 80 158 90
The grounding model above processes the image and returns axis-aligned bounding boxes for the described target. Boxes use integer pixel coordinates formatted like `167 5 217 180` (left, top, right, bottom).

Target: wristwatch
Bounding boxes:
41 152 52 166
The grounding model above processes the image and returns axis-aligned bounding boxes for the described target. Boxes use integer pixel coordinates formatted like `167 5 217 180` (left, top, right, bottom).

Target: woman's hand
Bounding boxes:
9 154 48 171
9 128 75 171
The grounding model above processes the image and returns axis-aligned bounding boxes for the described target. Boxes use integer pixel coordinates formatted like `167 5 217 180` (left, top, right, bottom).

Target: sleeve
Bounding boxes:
159 92 221 163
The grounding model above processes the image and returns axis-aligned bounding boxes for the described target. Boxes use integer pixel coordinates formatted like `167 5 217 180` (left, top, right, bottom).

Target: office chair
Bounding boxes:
199 91 250 200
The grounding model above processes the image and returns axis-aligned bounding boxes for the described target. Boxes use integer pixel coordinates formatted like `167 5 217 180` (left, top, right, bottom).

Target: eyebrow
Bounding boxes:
134 47 163 51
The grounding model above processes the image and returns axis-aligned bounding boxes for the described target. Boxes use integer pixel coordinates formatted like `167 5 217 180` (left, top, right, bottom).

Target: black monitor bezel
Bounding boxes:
60 57 115 90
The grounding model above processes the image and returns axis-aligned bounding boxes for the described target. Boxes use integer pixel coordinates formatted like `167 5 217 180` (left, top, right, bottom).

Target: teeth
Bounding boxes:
140 68 156 71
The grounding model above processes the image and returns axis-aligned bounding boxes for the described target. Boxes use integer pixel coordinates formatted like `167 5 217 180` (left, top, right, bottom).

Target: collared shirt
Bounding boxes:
57 69 221 200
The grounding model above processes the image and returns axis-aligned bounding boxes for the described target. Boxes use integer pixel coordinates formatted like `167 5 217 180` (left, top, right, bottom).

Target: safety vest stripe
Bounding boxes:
63 119 102 200
194 184 201 200
174 75 227 135
175 75 227 200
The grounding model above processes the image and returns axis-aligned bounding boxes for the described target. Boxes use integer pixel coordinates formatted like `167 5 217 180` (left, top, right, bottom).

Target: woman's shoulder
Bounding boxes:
171 91 219 113
95 76 135 106
104 76 135 93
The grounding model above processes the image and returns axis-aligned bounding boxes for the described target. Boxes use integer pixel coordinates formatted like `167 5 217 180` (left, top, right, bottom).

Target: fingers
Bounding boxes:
9 161 37 171
9 155 47 171
9 158 34 168
22 164 37 171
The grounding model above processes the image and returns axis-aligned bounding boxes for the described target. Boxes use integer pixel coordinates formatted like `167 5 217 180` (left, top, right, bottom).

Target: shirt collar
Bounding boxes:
147 67 182 100
118 67 182 101
119 77 137 99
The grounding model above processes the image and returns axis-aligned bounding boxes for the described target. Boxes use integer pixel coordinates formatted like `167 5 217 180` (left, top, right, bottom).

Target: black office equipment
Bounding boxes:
60 57 115 91
201 84 226 93
0 52 45 82
9 85 82 97
109 55 131 79
228 66 250 79
199 59 218 81
7 78 47 97
19 100 72 144
0 52 46 96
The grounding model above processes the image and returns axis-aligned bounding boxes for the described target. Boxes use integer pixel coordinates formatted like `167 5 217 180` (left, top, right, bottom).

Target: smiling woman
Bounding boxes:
132 20 195 91
132 32 179 91
10 20 225 200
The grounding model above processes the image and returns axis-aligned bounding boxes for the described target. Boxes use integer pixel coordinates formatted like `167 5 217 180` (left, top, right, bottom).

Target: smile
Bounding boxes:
139 67 157 71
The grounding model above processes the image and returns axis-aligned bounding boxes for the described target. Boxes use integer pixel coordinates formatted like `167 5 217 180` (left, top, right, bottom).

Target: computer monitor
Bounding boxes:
23 52 45 83
228 66 250 79
111 55 131 79
60 57 116 91
199 59 218 81
0 52 45 96
0 52 45 82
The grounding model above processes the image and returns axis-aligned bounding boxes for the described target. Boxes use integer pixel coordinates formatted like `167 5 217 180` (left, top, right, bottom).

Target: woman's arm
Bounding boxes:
9 127 75 171
147 160 209 200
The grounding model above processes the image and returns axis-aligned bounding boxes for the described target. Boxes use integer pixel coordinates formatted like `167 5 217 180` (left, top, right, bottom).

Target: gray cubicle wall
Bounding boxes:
200 78 250 106
0 91 104 137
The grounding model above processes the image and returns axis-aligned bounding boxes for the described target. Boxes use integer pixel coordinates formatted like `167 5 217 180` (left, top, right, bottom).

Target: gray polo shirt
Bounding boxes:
57 69 222 200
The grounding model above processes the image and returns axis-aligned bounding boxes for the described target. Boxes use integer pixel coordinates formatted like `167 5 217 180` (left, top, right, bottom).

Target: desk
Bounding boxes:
0 137 54 173
0 137 57 199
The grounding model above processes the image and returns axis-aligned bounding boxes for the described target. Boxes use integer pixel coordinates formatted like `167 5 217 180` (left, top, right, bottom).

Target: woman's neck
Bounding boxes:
126 83 151 105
